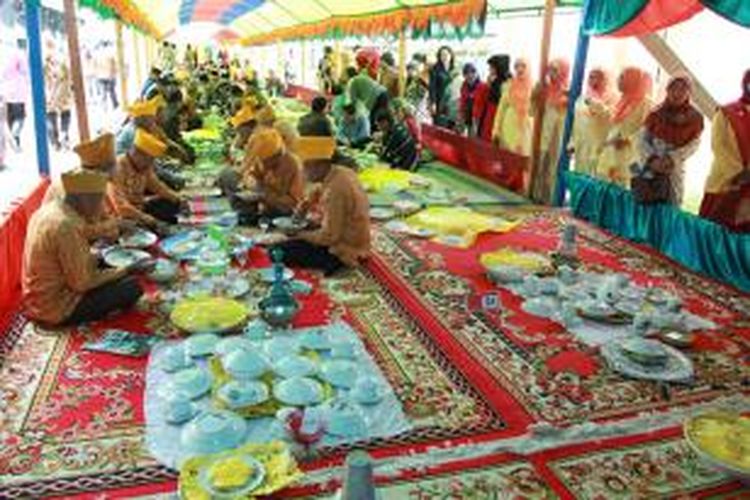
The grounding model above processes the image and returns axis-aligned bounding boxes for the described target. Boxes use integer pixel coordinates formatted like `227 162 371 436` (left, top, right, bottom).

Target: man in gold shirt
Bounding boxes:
42 133 134 241
234 128 304 225
22 171 147 326
275 137 371 275
111 128 186 231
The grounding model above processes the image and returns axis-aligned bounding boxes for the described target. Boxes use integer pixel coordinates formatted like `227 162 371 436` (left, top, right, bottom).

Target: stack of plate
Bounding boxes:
601 337 693 382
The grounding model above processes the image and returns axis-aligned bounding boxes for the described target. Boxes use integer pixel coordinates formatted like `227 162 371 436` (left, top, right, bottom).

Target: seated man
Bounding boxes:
275 137 371 276
375 111 419 171
111 128 185 230
23 171 147 327
42 133 133 241
297 96 335 137
336 103 370 148
218 103 260 196
237 128 304 224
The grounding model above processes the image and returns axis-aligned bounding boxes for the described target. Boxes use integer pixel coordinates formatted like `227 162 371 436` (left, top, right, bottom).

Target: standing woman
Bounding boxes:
429 46 457 129
404 61 430 124
569 68 616 175
492 57 533 155
637 75 703 205
700 69 750 232
595 67 652 187
530 58 570 204
473 55 511 142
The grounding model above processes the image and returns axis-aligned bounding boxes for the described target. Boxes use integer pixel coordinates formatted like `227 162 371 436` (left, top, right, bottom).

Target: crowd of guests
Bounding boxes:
21 50 374 329
315 45 750 232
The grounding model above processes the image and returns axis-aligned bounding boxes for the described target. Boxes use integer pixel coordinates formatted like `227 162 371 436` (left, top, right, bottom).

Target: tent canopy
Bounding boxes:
584 0 750 37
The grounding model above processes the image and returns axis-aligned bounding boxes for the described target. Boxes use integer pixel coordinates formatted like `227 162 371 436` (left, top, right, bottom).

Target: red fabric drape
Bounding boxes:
0 179 50 333
608 0 704 37
422 124 527 193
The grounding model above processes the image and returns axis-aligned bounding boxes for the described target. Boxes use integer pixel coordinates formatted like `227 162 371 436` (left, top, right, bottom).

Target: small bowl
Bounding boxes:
222 348 269 379
165 398 197 425
160 344 194 373
180 410 247 455
217 380 270 408
273 355 317 378
185 333 220 358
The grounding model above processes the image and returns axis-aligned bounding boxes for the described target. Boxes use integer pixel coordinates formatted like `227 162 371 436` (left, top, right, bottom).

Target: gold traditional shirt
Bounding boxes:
22 201 124 325
256 152 305 213
111 154 179 225
302 165 371 266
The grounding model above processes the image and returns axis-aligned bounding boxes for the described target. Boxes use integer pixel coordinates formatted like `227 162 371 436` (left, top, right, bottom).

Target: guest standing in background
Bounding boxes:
459 63 484 136
404 61 429 124
569 68 616 175
379 52 400 99
637 75 703 205
493 57 533 155
530 58 570 204
3 39 29 152
473 55 511 142
429 46 457 129
700 69 750 232
595 67 652 187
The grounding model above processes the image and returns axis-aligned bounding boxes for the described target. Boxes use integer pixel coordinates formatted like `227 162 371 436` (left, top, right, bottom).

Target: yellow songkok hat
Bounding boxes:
61 170 108 195
256 105 276 125
127 95 164 118
73 133 115 169
230 105 257 128
133 128 168 158
247 128 284 161
296 137 336 162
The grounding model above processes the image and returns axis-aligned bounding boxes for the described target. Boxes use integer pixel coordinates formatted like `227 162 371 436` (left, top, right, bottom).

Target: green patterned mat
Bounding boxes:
368 162 528 207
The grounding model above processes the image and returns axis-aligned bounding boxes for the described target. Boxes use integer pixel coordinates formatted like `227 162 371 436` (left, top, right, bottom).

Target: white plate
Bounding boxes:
217 380 270 408
263 337 299 361
298 330 331 351
168 367 211 400
369 207 396 220
180 410 247 455
320 360 358 388
102 247 151 268
160 344 195 373
323 400 368 438
273 355 317 378
601 339 693 382
185 333 220 358
222 348 269 379
119 229 158 248
273 377 324 406
165 398 197 425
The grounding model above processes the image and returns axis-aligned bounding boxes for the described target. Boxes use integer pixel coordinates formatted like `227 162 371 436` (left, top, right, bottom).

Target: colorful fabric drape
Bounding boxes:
585 0 750 37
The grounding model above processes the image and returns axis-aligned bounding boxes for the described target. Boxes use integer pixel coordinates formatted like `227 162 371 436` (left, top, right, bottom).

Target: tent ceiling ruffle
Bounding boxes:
585 0 750 37
79 0 487 44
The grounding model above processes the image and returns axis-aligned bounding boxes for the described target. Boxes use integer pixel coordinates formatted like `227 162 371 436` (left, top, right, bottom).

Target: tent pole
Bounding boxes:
276 41 283 81
115 21 128 107
133 30 143 90
24 0 50 176
301 39 307 87
63 0 90 142
528 0 556 198
552 0 592 206
398 28 407 96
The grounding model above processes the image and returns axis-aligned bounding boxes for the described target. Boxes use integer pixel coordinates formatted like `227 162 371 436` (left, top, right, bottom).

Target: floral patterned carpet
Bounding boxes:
2 208 750 497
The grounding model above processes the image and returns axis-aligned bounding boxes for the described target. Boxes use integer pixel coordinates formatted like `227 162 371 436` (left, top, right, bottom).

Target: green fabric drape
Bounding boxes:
701 0 750 27
582 0 648 34
567 172 750 293
411 15 485 41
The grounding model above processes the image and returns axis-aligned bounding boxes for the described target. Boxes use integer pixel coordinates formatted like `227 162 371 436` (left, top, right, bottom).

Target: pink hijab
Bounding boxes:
509 57 532 120
545 58 571 110
612 67 652 123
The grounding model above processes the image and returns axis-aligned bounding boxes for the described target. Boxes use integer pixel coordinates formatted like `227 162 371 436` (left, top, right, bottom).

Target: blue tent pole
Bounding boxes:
24 0 50 177
552 0 592 206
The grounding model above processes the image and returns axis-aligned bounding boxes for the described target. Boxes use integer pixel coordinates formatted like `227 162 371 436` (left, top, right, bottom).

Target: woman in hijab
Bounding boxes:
459 63 484 135
472 55 512 142
492 57 533 155
569 68 616 175
700 69 750 232
530 58 571 204
595 67 653 186
428 46 458 129
636 75 704 205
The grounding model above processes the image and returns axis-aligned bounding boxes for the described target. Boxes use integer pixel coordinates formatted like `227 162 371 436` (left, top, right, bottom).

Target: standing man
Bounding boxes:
22 170 147 327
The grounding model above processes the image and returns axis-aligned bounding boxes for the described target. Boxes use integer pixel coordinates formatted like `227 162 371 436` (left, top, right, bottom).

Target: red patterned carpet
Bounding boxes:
1 212 750 497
